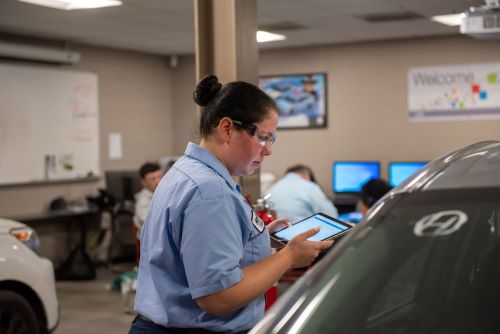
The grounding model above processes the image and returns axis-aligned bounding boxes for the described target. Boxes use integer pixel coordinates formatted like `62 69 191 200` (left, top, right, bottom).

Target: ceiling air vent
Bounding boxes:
0 41 80 64
360 11 424 23
258 22 308 31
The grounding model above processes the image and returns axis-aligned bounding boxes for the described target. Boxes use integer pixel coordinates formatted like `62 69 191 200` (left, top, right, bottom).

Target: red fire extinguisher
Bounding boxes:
255 197 276 226
254 194 278 311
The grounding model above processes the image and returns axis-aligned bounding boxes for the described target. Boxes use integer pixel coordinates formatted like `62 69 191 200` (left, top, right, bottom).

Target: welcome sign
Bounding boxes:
408 62 500 121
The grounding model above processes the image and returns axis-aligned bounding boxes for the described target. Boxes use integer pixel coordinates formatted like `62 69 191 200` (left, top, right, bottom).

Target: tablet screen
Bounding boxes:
273 213 351 242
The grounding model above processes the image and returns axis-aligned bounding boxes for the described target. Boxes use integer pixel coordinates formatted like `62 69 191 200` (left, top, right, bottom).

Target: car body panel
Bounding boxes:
0 218 59 331
0 217 25 232
392 140 500 193
251 140 500 334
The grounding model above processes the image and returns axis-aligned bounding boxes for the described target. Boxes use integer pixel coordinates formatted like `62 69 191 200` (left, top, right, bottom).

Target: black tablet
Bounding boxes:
271 212 352 245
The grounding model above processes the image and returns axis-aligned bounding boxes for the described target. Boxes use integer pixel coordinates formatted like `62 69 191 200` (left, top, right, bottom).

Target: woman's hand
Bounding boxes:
283 228 334 268
267 217 291 234
267 218 291 248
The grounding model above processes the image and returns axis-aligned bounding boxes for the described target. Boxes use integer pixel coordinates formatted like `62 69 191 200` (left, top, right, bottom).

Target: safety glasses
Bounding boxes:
232 119 276 147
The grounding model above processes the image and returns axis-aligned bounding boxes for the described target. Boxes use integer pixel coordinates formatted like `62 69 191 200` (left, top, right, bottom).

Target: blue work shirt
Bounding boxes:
267 173 338 223
134 142 271 333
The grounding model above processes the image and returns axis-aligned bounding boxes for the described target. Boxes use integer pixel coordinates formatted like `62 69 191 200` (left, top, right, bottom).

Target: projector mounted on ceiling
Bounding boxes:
460 0 500 38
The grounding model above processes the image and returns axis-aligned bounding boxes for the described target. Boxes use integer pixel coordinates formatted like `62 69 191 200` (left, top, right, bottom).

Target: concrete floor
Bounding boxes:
55 265 136 334
53 264 296 334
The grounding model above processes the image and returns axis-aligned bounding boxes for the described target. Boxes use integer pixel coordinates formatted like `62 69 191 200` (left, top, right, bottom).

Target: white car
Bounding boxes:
0 218 59 333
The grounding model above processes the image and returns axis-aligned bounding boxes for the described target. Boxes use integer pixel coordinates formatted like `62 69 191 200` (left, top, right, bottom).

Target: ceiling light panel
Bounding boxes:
18 0 122 11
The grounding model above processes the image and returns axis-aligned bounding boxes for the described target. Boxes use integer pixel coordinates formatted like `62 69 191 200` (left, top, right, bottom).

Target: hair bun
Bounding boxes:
193 74 222 106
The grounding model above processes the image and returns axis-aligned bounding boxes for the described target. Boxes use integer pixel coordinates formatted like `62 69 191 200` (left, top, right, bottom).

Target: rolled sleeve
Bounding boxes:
181 196 246 299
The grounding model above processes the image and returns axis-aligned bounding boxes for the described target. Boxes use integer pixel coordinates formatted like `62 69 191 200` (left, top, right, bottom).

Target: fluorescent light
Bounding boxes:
431 13 464 26
257 30 286 43
18 0 122 10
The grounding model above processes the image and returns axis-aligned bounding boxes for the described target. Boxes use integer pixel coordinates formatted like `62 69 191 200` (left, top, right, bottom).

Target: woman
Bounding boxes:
129 75 333 334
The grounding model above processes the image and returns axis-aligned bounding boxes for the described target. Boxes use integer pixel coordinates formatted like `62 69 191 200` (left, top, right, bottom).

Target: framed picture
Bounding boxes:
259 73 327 129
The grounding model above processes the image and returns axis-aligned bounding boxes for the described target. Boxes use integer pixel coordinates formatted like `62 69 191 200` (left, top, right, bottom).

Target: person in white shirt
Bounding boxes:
267 164 338 223
134 162 163 239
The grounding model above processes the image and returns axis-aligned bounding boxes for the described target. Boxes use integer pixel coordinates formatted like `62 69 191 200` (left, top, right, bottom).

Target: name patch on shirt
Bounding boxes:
251 210 265 233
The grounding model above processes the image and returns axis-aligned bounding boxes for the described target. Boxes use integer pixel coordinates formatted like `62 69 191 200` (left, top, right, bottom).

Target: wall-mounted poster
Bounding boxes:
408 62 500 121
259 73 327 129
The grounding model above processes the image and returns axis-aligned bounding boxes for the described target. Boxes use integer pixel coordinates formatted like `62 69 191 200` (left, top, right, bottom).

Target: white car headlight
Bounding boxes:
10 227 41 255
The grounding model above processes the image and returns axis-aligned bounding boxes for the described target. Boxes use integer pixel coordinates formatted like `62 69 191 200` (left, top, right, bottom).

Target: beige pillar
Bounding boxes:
194 0 261 204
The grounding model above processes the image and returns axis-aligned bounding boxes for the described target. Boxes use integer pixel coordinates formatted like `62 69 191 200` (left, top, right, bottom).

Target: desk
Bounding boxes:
11 206 100 281
333 194 358 214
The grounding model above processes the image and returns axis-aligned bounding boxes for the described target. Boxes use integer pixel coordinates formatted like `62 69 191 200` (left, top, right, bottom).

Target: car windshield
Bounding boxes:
282 188 500 334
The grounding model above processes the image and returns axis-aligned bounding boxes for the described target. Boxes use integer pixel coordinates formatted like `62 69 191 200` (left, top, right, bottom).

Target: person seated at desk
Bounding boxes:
267 164 338 223
134 162 163 239
356 178 393 216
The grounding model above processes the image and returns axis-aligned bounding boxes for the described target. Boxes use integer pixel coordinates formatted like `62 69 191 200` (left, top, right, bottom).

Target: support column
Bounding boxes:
194 0 261 203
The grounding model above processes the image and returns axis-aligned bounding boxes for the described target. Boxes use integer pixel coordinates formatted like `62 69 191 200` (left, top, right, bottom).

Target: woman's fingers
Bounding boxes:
294 227 321 240
267 217 291 234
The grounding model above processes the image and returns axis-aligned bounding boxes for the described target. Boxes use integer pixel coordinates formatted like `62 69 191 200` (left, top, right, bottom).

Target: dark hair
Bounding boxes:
285 164 317 184
193 74 277 138
139 162 160 179
165 159 176 171
360 179 392 208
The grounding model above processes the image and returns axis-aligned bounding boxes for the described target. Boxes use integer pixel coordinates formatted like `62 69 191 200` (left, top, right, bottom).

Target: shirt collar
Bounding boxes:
184 142 239 191
285 172 302 181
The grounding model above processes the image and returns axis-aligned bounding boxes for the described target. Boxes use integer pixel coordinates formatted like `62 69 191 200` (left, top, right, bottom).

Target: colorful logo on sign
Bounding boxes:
425 72 499 110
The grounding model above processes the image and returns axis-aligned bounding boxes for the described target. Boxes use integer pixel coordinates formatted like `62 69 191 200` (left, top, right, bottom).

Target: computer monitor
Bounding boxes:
104 170 142 202
332 161 381 193
388 161 428 187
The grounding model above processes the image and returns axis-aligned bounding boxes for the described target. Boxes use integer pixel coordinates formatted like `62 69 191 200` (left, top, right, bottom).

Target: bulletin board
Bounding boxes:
0 63 100 185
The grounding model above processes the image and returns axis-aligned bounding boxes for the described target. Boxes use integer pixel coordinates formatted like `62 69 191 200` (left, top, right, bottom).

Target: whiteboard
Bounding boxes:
0 64 99 185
